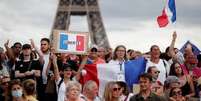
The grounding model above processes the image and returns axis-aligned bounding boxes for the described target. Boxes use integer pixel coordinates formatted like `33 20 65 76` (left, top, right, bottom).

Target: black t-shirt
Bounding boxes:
15 59 41 81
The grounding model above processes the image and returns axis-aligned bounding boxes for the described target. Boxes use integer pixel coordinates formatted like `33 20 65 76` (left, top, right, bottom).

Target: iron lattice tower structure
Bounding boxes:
51 0 110 48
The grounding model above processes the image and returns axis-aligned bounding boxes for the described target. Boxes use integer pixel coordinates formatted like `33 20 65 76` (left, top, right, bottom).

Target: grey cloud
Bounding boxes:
100 0 201 26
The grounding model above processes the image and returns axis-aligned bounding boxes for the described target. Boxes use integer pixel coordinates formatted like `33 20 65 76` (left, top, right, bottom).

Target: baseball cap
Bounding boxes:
62 63 73 71
91 47 98 52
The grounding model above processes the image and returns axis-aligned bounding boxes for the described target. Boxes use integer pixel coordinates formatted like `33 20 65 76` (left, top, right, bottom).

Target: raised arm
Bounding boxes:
74 55 88 81
30 39 44 64
169 31 177 60
4 40 15 62
50 52 60 82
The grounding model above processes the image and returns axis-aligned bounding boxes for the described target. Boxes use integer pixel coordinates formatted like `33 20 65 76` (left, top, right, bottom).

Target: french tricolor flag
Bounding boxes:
157 0 176 27
80 57 146 96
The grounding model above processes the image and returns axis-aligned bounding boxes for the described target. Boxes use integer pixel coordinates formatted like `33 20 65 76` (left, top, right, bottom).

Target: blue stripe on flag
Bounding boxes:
168 0 176 22
124 57 146 89
60 34 68 50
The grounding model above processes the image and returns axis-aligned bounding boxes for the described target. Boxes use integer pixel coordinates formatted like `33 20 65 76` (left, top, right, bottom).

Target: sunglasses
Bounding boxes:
153 87 160 92
172 90 182 96
154 71 160 74
113 87 121 91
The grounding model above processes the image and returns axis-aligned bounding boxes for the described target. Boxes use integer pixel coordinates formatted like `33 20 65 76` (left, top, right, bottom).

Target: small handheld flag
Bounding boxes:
157 0 176 28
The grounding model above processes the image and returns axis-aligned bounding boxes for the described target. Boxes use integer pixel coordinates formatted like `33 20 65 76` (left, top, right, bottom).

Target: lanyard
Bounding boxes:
119 61 123 72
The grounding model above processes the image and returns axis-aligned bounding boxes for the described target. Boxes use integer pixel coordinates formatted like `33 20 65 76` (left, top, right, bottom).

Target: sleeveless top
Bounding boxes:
180 76 191 96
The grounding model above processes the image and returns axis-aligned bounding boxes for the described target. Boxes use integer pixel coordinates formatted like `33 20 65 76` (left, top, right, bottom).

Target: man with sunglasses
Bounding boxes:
147 66 165 96
147 66 160 83
130 73 165 101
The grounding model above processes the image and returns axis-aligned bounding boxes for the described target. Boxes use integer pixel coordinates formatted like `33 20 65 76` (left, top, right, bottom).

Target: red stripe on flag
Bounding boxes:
157 9 169 27
76 35 84 51
80 64 99 87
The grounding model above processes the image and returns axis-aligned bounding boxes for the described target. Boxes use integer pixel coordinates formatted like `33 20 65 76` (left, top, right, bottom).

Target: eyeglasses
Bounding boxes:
172 90 182 96
113 87 121 91
152 87 160 92
154 71 160 74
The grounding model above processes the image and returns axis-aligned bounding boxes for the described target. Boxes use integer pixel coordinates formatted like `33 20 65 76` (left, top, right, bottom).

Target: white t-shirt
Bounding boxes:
56 77 67 101
56 77 77 101
42 53 50 84
145 59 170 84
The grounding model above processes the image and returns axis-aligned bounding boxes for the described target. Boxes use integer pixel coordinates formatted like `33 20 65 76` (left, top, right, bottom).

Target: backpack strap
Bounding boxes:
124 95 129 101
162 60 168 77
57 78 64 92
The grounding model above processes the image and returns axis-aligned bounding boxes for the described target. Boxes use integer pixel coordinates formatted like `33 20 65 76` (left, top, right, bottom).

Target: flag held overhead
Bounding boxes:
157 9 169 27
157 0 176 28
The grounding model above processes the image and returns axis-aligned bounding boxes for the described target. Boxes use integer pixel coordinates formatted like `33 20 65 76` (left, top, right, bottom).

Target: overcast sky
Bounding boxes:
0 0 201 52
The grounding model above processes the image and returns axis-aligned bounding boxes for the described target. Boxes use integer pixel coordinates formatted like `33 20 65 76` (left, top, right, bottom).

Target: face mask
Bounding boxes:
12 90 23 98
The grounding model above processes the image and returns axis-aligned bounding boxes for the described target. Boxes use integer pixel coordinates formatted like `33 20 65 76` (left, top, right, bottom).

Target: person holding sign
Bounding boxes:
50 49 88 101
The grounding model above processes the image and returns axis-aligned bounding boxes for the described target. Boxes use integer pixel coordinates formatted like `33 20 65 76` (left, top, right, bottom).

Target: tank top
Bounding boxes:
181 76 191 96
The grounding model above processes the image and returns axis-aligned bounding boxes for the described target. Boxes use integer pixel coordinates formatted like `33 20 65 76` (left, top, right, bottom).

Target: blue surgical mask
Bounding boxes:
12 90 23 97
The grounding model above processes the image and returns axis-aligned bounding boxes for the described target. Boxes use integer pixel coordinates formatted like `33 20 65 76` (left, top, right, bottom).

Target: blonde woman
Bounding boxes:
103 81 121 101
23 79 38 101
65 81 85 101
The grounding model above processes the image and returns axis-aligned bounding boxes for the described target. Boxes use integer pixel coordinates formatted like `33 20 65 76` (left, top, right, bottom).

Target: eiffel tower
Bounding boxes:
51 0 110 48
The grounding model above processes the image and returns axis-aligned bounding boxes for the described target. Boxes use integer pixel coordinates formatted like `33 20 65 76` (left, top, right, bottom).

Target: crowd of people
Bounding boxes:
0 31 201 101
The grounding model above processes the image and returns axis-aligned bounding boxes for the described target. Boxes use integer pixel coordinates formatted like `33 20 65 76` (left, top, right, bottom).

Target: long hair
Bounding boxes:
19 51 34 61
113 45 127 61
103 81 117 101
169 62 184 76
117 81 129 96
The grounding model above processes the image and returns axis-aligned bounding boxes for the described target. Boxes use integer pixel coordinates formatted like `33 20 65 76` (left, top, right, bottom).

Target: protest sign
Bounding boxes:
52 30 88 54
